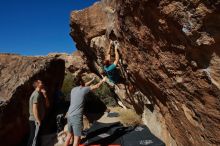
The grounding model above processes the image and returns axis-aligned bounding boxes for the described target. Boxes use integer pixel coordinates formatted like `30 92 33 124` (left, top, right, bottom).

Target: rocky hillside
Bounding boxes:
70 0 220 146
0 54 65 146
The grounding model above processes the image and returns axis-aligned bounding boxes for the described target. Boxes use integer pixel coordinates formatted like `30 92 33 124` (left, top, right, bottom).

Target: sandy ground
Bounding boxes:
41 107 123 146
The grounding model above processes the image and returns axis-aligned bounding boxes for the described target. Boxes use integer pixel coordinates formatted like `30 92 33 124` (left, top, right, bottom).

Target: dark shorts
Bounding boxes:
67 114 83 136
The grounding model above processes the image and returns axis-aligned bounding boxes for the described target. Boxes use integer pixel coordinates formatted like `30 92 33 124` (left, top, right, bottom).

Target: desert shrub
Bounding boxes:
94 83 117 106
118 108 142 127
82 76 117 106
61 72 75 99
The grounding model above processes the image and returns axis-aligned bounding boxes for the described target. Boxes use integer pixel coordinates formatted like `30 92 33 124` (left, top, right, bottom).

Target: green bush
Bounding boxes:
83 77 117 106
62 74 117 106
94 82 117 107
61 72 75 98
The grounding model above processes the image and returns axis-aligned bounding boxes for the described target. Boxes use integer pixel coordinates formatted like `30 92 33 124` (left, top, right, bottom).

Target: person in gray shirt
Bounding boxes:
64 76 107 146
27 80 49 146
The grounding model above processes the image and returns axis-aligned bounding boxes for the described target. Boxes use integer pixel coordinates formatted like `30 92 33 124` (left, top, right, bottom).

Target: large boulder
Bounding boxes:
70 0 220 145
0 54 65 146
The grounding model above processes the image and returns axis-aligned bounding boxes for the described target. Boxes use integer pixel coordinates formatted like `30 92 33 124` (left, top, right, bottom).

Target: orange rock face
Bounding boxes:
70 0 220 145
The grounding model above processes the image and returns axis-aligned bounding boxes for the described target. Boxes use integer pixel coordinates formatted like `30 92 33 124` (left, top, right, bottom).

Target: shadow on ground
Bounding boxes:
81 122 165 146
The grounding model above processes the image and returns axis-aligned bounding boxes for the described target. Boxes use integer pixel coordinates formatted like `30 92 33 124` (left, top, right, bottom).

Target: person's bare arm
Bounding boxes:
113 46 119 66
90 77 107 91
33 104 41 125
41 89 50 108
85 77 95 86
106 41 113 60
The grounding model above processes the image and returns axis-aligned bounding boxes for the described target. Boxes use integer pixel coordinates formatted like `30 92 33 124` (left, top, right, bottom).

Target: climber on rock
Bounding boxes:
103 40 127 109
103 40 120 84
64 76 107 146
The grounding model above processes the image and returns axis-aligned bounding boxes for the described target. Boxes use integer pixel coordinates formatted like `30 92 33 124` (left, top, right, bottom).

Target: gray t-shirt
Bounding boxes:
67 86 90 117
29 90 45 121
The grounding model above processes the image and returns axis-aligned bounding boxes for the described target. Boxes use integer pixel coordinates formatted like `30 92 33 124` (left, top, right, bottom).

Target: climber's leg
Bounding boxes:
118 100 127 109
115 84 120 92
64 132 73 146
73 136 80 146
65 117 77 146
105 77 128 109
114 84 127 109
115 84 128 99
67 114 82 146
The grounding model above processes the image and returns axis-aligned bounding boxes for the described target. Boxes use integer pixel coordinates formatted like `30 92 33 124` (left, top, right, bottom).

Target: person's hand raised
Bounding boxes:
41 88 50 108
41 88 46 93
41 89 47 97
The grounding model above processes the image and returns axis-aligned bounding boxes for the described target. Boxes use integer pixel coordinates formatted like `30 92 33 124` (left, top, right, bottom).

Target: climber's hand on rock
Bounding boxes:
114 41 120 50
110 40 114 46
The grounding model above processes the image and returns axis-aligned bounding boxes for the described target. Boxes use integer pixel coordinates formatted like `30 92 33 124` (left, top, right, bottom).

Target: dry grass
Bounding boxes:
118 108 142 127
83 115 91 130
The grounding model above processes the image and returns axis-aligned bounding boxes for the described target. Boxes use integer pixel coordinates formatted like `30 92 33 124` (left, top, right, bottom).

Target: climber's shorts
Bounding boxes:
67 114 83 136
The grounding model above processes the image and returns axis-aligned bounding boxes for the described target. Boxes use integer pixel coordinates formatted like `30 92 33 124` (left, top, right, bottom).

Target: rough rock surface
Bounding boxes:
70 0 220 146
0 54 65 146
49 51 89 75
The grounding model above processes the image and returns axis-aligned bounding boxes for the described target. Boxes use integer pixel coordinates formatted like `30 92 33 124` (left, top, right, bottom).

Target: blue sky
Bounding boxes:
0 0 99 56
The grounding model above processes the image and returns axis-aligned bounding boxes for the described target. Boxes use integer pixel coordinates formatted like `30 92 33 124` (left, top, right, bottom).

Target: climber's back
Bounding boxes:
104 63 120 83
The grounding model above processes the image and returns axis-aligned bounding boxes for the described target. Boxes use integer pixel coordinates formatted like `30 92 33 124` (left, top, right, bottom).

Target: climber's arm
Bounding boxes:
85 77 95 86
106 41 113 60
113 46 119 66
90 77 107 91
